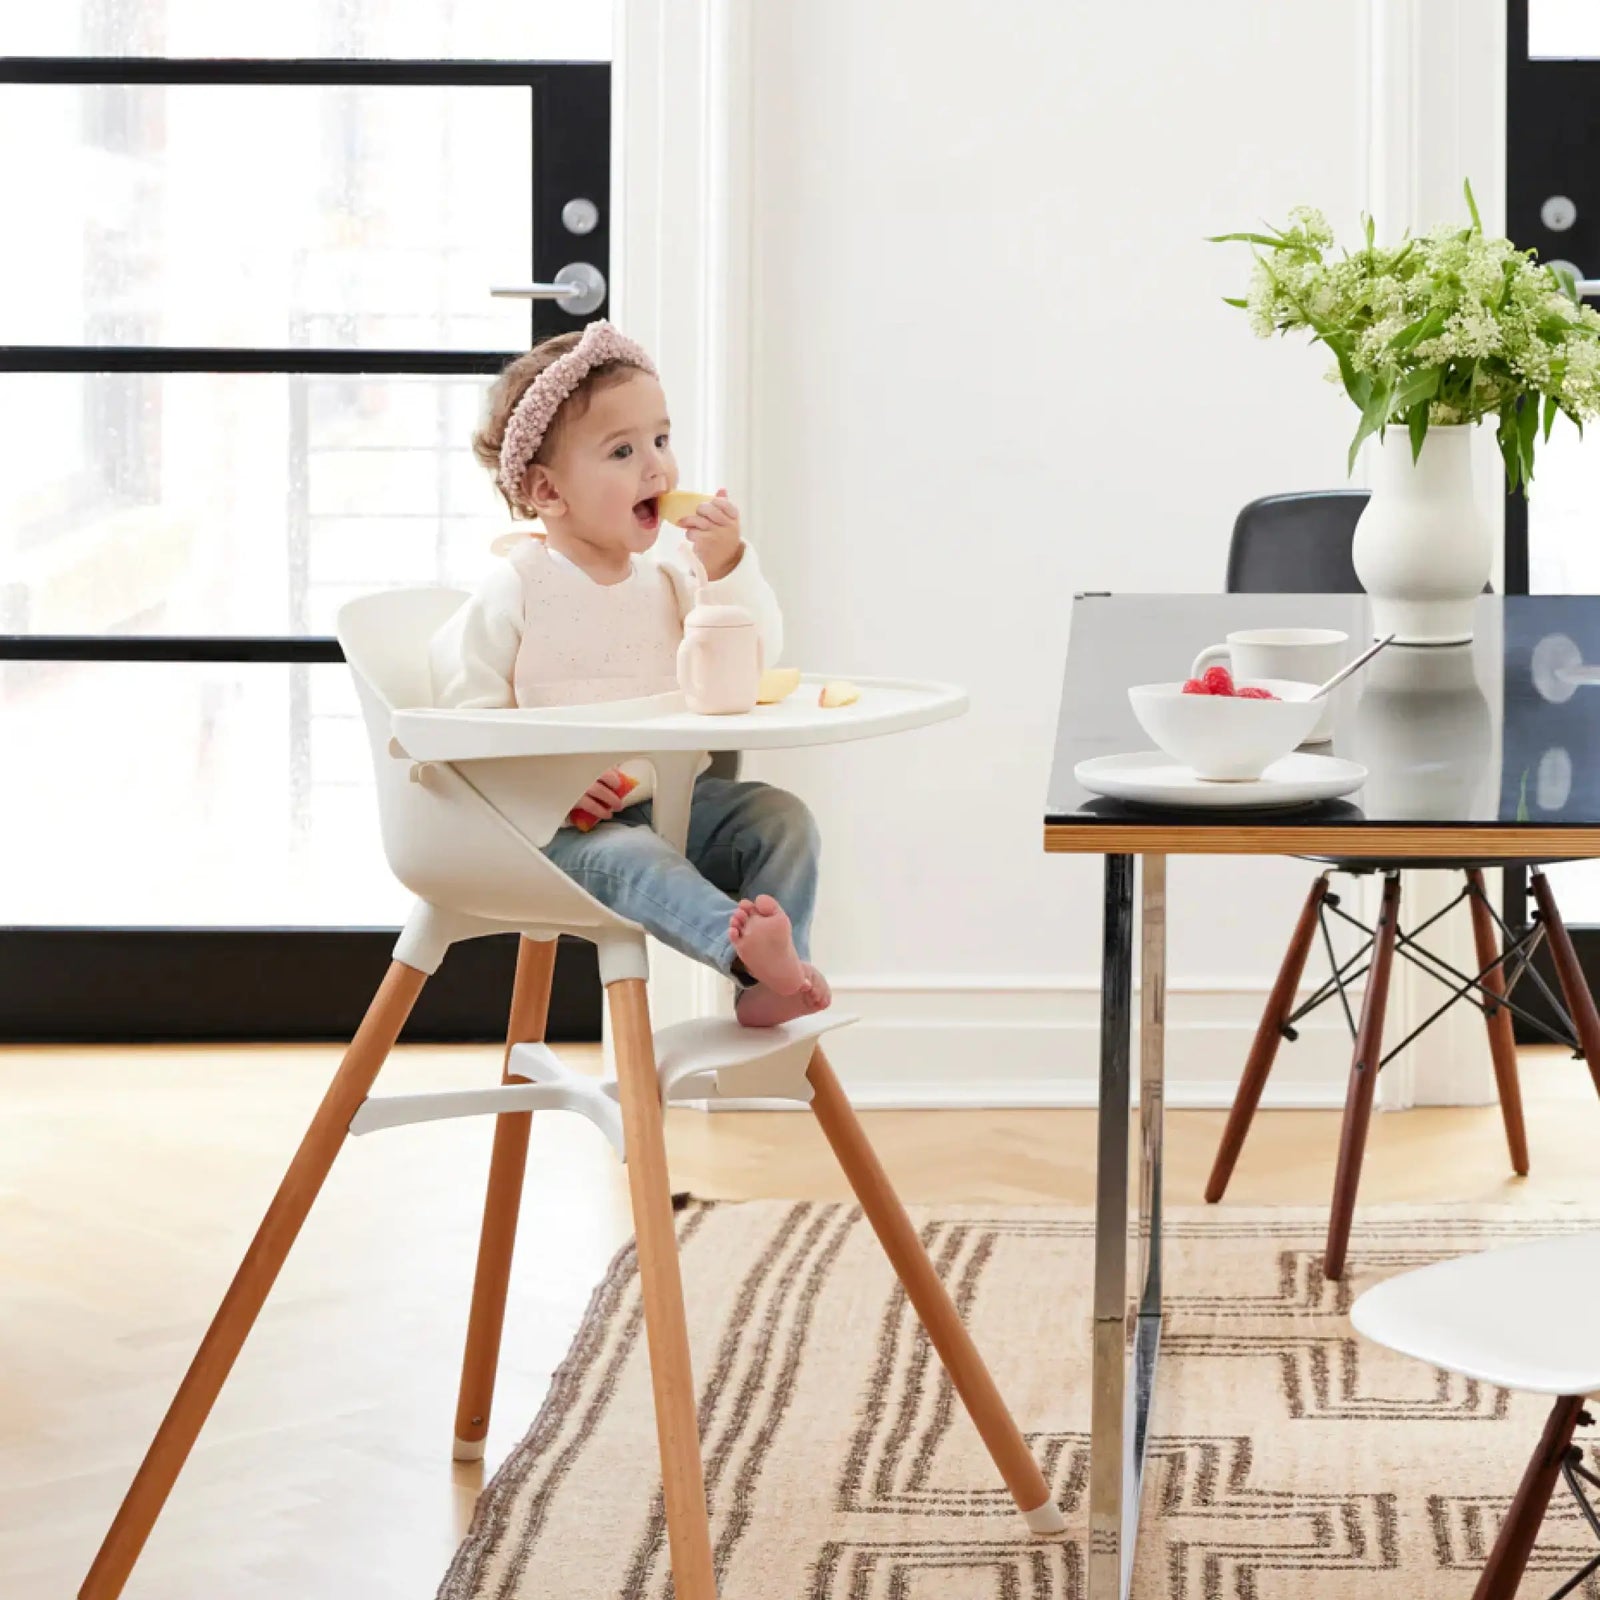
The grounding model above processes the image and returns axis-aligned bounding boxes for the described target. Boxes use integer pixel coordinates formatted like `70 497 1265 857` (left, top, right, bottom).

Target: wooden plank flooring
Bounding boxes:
2 1041 1596 1599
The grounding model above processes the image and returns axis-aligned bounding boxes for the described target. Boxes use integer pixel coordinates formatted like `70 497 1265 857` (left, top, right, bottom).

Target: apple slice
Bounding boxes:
657 489 714 526
818 680 860 709
757 667 802 704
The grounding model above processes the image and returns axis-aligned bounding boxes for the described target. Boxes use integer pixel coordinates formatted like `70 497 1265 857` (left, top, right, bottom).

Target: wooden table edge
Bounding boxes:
1043 824 1600 858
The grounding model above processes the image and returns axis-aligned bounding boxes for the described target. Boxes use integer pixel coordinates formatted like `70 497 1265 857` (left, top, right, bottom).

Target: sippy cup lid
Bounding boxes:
686 603 754 627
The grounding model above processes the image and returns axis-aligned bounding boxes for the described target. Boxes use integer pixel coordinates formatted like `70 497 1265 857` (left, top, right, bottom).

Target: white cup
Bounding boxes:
1190 628 1349 743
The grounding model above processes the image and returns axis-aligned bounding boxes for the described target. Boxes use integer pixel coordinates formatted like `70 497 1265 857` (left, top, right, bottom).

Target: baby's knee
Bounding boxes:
752 785 820 853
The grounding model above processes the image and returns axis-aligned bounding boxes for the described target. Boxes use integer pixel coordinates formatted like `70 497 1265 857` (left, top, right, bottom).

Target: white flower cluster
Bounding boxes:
1220 189 1600 490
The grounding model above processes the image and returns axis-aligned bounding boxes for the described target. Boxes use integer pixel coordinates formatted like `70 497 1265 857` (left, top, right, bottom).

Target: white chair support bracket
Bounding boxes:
348 1042 625 1156
346 1015 858 1159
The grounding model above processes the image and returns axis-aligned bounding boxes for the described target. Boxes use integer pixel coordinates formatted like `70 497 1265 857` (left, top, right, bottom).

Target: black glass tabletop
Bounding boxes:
1045 594 1600 855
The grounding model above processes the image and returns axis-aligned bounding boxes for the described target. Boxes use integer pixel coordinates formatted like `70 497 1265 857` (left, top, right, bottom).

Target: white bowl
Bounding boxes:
1128 679 1324 781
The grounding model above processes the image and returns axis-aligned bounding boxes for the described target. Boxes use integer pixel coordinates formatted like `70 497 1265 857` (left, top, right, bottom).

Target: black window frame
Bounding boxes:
1502 0 1600 1036
0 54 610 1042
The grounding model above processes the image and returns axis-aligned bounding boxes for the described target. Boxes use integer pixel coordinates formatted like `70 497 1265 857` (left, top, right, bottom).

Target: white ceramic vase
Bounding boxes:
1351 423 1493 645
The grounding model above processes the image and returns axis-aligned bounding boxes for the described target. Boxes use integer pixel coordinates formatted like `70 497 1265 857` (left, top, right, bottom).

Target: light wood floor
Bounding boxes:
3 1040 1597 1600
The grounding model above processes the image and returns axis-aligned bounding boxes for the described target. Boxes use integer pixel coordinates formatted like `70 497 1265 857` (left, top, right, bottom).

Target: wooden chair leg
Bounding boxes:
80 960 429 1600
1466 869 1530 1178
1472 1394 1586 1600
1531 870 1600 1103
452 936 559 1462
607 978 717 1600
804 1046 1065 1533
1205 874 1330 1204
1324 873 1401 1282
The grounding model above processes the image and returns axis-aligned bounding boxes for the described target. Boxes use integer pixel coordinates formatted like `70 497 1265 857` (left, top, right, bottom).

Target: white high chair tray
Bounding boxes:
391 677 968 761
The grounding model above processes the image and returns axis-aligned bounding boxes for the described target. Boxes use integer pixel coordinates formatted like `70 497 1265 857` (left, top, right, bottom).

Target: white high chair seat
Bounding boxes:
338 585 656 983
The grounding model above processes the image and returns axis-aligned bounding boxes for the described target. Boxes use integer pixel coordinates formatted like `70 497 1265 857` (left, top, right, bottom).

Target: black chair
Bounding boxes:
1205 492 1591 1278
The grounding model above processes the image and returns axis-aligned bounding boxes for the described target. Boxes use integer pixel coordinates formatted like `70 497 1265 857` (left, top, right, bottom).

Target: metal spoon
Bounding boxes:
1309 632 1397 700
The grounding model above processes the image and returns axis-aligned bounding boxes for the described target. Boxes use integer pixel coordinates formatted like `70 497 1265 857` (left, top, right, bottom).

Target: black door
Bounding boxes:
0 42 609 1041
1506 0 1600 1029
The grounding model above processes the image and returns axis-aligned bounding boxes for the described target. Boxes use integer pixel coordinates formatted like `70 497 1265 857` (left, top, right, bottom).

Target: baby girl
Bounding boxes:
428 320 829 1028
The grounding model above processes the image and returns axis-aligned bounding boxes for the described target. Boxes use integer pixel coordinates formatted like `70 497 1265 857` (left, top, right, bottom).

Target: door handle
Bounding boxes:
489 261 607 316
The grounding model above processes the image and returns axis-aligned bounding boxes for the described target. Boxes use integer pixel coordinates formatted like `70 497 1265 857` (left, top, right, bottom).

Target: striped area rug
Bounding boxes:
439 1203 1600 1599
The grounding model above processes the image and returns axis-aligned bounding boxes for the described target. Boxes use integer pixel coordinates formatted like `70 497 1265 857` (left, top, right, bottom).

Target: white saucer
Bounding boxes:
1075 750 1367 810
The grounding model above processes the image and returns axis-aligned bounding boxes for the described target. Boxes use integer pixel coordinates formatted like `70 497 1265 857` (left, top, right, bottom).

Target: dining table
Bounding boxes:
1045 591 1600 1599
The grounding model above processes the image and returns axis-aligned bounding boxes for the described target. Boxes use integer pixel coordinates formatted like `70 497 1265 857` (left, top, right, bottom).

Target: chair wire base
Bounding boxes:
1279 873 1581 1064
1550 1415 1600 1600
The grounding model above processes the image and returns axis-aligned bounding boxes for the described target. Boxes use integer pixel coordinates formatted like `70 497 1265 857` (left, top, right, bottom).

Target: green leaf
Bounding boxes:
1207 231 1292 249
1389 305 1449 353
1550 261 1583 302
1497 409 1522 492
1543 391 1560 442
1518 392 1540 486
1317 331 1372 410
1408 400 1430 462
1221 296 1248 308
1463 177 1482 233
1347 380 1394 476
1390 365 1442 417
1364 212 1376 250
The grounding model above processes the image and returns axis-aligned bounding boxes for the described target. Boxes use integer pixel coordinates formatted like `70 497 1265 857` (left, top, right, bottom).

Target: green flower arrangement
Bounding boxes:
1213 181 1600 491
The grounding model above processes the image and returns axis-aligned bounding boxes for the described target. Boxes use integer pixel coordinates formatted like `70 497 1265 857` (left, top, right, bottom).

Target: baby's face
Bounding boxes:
542 372 679 553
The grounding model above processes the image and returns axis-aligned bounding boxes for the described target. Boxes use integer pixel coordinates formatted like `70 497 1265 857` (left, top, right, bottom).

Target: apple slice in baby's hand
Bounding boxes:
818 681 860 708
568 771 640 832
657 490 714 526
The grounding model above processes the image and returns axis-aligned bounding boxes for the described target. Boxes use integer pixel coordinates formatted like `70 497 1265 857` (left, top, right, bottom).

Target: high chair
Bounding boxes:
79 587 1063 1600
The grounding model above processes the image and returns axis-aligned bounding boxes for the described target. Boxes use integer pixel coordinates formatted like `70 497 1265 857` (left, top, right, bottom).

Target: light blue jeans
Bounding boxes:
542 776 820 979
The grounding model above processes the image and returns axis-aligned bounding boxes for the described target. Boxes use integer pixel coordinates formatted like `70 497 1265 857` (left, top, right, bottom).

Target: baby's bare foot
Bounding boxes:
734 963 832 1029
798 964 831 1012
728 895 805 996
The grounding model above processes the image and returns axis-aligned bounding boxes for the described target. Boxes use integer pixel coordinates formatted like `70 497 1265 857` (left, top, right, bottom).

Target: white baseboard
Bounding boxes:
705 978 1362 1111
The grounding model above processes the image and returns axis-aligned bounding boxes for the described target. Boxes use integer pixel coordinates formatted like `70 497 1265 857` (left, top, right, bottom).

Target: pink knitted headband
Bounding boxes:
496 319 659 503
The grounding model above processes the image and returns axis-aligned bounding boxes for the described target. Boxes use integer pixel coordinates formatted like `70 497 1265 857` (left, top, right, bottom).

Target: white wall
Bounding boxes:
732 0 1435 1104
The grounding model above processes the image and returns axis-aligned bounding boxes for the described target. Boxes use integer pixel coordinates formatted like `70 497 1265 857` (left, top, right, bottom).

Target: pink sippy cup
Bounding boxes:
675 547 763 714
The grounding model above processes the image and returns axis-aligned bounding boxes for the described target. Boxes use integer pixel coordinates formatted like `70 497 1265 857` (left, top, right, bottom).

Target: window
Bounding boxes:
0 35 611 1039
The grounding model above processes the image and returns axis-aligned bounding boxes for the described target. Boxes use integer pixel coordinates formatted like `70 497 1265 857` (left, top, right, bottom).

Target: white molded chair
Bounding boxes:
1353 1233 1600 1600
80 587 1063 1600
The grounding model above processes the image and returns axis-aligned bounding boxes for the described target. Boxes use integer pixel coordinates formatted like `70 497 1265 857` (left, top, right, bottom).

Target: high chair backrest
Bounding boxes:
336 587 635 936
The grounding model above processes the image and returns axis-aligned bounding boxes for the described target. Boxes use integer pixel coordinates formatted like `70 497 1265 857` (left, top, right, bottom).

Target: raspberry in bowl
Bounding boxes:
1128 668 1323 781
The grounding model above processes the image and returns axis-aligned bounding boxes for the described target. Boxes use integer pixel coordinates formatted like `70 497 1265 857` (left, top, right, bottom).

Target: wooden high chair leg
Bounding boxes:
1466 870 1530 1178
1324 873 1401 1282
606 978 717 1600
453 937 559 1462
804 1047 1063 1531
79 961 429 1600
1205 874 1329 1204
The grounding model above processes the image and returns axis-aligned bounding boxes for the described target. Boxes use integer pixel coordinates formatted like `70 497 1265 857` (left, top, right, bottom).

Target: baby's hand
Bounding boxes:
679 487 744 581
570 767 633 830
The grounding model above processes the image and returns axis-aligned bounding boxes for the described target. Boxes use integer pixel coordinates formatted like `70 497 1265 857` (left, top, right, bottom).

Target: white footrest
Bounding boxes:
348 1013 857 1162
654 1010 858 1106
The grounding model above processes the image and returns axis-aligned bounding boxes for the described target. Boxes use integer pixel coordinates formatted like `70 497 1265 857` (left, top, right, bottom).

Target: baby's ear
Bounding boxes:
522 462 564 518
